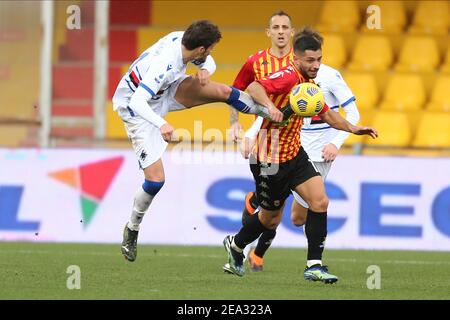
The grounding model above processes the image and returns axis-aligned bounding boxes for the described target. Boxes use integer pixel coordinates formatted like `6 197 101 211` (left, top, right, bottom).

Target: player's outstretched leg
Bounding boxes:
174 77 273 119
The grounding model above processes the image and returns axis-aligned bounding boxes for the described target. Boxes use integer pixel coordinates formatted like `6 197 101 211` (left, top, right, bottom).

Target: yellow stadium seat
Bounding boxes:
440 48 450 73
341 108 375 146
412 113 450 148
395 36 440 72
360 1 406 34
379 74 426 112
409 1 450 35
321 33 347 69
343 72 379 111
424 76 450 112
365 111 411 147
347 35 393 71
210 68 240 85
316 1 360 33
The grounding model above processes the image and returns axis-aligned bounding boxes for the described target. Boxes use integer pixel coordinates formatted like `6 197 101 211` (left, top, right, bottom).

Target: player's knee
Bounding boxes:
215 83 231 100
259 210 282 230
142 179 165 196
309 195 329 212
291 213 306 227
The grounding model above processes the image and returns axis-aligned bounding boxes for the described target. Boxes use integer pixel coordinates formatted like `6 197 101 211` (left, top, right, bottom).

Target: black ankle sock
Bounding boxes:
234 212 270 249
305 209 327 261
254 229 276 258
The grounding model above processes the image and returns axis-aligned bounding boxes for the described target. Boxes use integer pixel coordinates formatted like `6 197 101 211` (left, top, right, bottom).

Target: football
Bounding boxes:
289 82 325 117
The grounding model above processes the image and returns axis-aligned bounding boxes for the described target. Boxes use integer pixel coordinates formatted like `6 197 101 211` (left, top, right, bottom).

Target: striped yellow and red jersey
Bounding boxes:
232 48 293 90
255 64 329 163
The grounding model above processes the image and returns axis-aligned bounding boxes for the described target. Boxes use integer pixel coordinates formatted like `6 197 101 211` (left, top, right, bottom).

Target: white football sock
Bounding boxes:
307 260 322 268
127 187 154 231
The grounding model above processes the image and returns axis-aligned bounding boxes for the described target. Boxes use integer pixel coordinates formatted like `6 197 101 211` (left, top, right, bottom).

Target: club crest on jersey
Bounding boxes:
166 64 173 71
140 150 147 161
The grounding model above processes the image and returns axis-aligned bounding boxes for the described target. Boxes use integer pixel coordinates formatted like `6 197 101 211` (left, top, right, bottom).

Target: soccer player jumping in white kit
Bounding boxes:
112 20 283 262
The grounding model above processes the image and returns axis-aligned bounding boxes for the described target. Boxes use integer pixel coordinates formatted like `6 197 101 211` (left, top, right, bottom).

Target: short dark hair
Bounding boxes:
269 10 292 26
293 26 323 53
182 20 222 50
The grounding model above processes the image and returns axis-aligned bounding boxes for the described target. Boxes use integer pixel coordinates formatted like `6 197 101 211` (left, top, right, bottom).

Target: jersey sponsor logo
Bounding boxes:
269 71 284 79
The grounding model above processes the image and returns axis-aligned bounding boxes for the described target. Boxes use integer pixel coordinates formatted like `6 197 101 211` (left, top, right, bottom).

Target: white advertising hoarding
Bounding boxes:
0 148 449 251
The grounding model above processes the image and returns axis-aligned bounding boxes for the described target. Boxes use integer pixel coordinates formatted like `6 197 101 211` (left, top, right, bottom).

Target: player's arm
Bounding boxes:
229 59 256 142
246 82 282 122
319 107 377 138
322 71 360 161
128 61 174 141
246 69 298 123
329 101 360 147
193 55 216 85
239 117 263 159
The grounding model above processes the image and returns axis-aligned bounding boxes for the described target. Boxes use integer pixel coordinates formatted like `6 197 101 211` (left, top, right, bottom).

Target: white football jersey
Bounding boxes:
300 64 359 162
112 31 215 117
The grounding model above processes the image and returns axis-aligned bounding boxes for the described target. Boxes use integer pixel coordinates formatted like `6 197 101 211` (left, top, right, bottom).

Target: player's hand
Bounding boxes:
196 69 211 86
240 137 257 159
322 143 338 162
230 122 243 143
268 105 283 123
160 123 174 142
352 126 378 139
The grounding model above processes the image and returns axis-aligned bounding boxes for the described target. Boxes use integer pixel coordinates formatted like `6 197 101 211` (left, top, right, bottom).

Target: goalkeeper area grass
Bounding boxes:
1 242 449 300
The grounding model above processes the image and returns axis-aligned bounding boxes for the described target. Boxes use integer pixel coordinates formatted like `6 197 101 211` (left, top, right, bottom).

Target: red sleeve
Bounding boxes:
319 103 330 115
232 59 255 90
256 67 299 95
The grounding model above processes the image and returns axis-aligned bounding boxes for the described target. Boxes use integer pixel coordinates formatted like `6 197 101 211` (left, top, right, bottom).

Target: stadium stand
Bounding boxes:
1 0 449 156
408 1 450 35
348 35 394 71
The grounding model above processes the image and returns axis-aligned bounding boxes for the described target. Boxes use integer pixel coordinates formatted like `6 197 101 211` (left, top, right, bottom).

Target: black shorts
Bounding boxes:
249 147 321 211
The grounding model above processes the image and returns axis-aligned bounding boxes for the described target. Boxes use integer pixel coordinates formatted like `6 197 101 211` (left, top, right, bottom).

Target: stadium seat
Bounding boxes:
341 108 375 146
360 1 406 34
395 36 440 72
379 74 426 112
321 33 347 69
424 76 450 112
440 48 450 73
365 111 411 147
343 72 379 111
409 1 450 35
347 35 393 71
316 1 360 33
412 113 450 148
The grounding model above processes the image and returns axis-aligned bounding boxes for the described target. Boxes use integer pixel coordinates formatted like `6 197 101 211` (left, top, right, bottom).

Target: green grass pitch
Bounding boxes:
1 242 449 300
